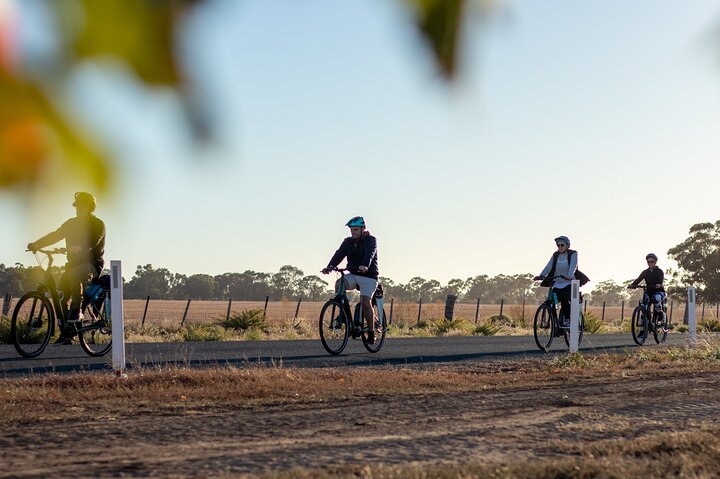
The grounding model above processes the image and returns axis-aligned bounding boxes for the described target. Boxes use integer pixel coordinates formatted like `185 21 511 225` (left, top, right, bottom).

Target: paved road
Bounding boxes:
0 333 688 376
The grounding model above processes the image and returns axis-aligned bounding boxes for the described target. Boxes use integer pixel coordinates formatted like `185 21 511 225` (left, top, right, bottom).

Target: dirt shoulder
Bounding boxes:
2 351 720 478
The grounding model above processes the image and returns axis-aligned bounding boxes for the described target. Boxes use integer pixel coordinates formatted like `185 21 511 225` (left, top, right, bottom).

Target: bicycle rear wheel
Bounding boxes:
631 306 648 346
79 295 112 357
533 303 554 352
652 305 668 345
357 302 388 353
11 292 54 358
319 300 349 355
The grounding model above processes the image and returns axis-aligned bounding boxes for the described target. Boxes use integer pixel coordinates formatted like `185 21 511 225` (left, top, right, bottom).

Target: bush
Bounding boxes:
583 311 605 334
676 325 689 333
488 314 514 327
220 309 266 332
430 317 470 336
473 321 502 336
701 319 720 332
0 315 11 344
181 323 227 342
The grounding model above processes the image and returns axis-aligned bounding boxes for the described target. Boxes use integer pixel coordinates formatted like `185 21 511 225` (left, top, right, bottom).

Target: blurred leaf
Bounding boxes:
56 0 198 86
0 70 109 191
406 0 466 78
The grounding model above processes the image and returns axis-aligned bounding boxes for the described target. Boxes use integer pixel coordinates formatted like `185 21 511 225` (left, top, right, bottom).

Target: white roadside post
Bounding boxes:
110 260 126 375
569 279 580 353
688 286 697 347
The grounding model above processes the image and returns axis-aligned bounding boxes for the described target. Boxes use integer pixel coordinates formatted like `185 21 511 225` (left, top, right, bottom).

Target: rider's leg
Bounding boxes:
360 295 376 341
556 285 572 326
60 264 94 325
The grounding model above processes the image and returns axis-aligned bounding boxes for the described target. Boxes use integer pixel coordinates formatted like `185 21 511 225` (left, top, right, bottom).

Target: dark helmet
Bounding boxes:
646 253 658 261
345 216 365 228
73 192 96 212
554 235 570 247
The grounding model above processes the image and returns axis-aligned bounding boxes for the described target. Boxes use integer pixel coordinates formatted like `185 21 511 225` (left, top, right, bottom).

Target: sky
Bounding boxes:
2 0 720 288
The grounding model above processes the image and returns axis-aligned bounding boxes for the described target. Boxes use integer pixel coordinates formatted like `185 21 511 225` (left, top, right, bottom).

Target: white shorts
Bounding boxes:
343 273 378 298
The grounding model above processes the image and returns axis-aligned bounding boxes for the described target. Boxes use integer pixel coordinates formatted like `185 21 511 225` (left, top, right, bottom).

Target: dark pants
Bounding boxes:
553 285 572 323
59 263 96 319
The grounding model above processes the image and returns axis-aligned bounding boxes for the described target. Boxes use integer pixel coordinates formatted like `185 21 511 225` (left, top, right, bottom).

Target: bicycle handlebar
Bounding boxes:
534 275 569 282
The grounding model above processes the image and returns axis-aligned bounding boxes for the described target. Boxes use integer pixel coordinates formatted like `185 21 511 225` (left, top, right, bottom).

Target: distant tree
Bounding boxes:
125 264 175 299
667 221 720 303
297 275 331 301
176 274 217 300
589 280 627 306
271 265 305 299
441 278 466 298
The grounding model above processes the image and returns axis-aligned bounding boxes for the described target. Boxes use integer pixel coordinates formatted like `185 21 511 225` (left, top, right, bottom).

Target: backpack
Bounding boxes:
540 249 590 287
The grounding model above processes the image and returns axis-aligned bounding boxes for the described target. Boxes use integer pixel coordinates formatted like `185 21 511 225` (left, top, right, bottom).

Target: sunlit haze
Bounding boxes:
2 0 720 288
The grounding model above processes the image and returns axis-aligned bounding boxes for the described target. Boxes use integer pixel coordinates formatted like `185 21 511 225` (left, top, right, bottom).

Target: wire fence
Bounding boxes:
1 293 709 329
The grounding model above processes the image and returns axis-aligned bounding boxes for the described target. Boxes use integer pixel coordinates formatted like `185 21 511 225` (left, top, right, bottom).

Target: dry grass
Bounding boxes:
4 337 720 425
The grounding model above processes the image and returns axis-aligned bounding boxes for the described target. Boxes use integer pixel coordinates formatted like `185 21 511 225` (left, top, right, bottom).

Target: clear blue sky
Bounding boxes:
2 0 720 288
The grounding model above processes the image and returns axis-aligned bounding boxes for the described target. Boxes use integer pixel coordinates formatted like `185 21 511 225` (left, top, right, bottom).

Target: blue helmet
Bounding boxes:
345 216 365 228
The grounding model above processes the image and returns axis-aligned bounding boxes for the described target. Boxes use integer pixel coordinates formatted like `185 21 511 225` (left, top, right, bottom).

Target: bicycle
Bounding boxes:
533 276 585 352
11 248 113 358
318 268 388 355
629 285 668 346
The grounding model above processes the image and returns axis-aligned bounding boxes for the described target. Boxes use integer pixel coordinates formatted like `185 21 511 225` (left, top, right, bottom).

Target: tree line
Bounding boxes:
2 220 719 303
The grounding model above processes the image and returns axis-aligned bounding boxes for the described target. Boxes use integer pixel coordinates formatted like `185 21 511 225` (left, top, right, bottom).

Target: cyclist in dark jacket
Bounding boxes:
27 192 105 335
322 216 380 342
628 253 667 331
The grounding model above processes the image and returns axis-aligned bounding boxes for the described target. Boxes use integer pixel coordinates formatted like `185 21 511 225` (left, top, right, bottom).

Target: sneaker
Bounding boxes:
54 335 73 345
367 331 376 345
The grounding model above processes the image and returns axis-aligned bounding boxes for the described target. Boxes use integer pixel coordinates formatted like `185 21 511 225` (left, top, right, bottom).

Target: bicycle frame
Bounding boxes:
34 250 69 337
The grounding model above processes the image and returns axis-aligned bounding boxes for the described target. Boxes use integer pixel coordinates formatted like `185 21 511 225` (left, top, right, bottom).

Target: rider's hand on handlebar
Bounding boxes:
321 268 331 275
533 275 544 281
358 265 368 273
27 243 38 253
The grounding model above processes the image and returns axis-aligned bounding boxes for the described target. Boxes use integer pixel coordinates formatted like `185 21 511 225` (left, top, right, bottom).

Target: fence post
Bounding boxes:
701 303 705 321
389 298 394 324
569 280 580 353
263 295 269 318
417 298 423 325
294 297 302 320
475 298 481 324
601 301 606 322
141 296 150 327
522 297 526 323
181 298 192 327
499 299 504 318
584 299 587 313
110 260 126 376
621 301 624 322
226 297 233 321
669 300 674 324
1 292 12 317
444 295 457 321
688 287 697 347
717 303 719 319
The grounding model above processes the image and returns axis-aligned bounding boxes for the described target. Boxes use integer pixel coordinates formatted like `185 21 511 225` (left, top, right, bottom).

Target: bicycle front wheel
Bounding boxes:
319 300 349 355
11 292 54 358
79 296 112 357
631 306 648 346
533 303 554 352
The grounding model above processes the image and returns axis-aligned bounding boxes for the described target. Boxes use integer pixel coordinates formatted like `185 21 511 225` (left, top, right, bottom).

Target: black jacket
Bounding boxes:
630 267 665 296
327 233 379 280
33 215 106 274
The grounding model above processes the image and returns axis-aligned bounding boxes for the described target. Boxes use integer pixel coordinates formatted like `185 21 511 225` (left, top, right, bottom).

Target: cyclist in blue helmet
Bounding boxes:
628 253 668 332
322 216 380 343
534 235 578 327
